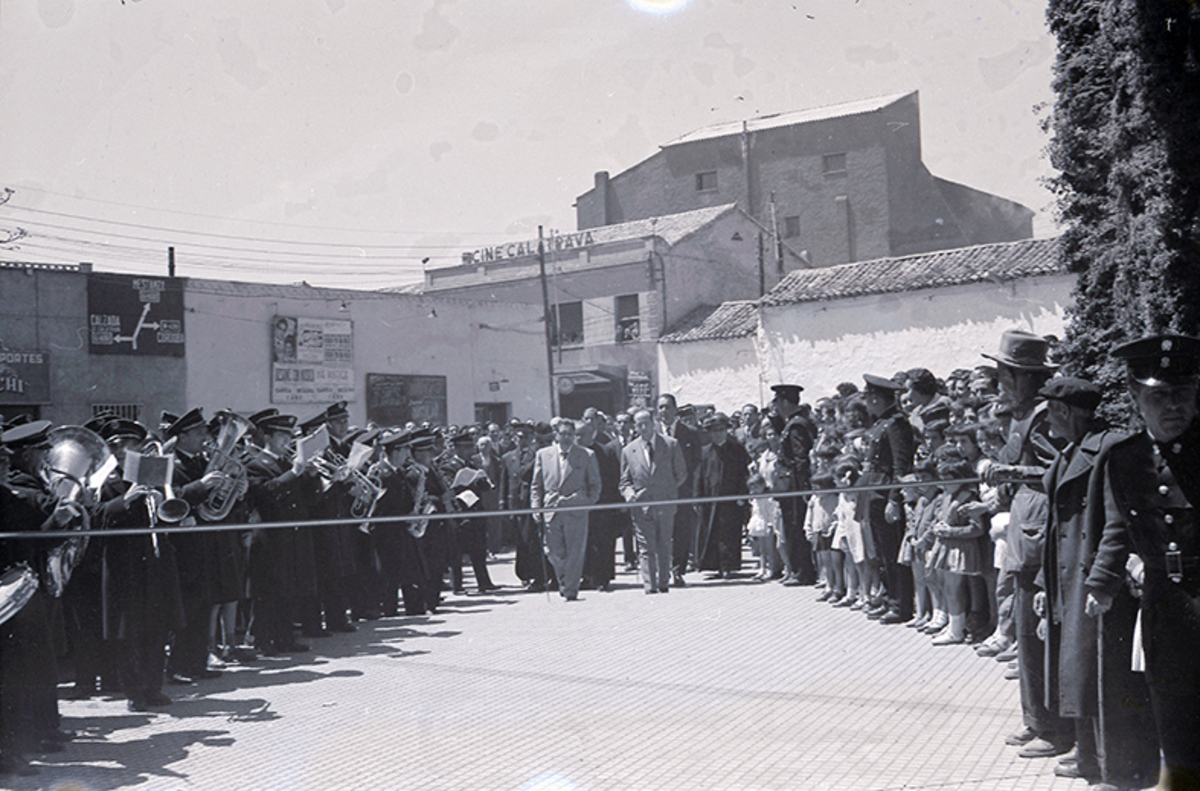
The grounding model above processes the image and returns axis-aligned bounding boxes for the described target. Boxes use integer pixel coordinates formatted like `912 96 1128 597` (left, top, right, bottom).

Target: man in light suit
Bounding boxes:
620 409 689 594
531 417 602 601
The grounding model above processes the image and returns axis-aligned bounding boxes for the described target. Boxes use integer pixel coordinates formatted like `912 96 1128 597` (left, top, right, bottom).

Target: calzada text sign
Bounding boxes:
88 274 186 356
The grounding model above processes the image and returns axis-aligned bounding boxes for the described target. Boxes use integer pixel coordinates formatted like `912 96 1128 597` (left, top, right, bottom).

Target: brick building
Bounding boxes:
575 91 1034 268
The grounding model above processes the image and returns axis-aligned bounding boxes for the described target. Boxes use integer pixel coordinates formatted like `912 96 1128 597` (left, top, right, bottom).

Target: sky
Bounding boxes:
0 0 1059 290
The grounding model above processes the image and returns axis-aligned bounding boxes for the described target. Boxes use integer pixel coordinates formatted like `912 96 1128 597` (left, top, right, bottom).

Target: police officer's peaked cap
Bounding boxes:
1 419 54 449
770 384 804 403
297 412 327 436
863 373 906 393
1038 377 1103 410
324 401 350 421
1112 334 1200 386
409 427 439 451
165 407 206 438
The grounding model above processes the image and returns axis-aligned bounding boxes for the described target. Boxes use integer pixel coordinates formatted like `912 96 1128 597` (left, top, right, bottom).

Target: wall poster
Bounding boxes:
270 316 356 404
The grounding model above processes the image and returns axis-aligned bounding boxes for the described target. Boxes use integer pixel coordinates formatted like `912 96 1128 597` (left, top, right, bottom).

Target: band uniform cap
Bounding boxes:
409 426 439 451
165 407 206 438
354 427 383 446
248 408 279 425
1112 334 1200 386
298 412 328 436
380 429 414 449
863 373 906 393
324 401 350 421
3 414 31 430
83 412 118 432
1 419 54 449
159 410 179 429
533 421 554 439
676 404 696 419
703 412 732 430
981 329 1058 371
515 421 535 435
770 384 804 403
98 418 149 444
255 413 297 435
450 428 476 445
1038 376 1103 410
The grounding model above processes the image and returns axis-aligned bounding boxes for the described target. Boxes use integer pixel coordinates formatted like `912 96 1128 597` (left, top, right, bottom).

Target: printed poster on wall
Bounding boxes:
270 316 356 404
87 274 186 356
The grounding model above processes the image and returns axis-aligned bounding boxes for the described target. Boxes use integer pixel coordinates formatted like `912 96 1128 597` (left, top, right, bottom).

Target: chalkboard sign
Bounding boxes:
366 374 447 427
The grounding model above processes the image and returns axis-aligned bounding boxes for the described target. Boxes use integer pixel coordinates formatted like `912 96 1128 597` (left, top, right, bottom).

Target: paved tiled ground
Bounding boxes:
14 553 1113 791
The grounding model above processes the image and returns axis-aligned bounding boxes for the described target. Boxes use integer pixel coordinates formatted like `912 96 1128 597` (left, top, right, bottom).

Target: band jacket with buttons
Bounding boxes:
1036 429 1143 718
1086 420 1200 687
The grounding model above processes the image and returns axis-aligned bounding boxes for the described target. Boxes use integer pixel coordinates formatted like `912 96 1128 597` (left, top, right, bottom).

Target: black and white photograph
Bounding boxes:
2 0 1199 788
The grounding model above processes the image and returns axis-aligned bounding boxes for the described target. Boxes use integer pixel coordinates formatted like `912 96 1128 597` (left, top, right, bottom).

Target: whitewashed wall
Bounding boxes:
185 281 549 425
659 274 1075 411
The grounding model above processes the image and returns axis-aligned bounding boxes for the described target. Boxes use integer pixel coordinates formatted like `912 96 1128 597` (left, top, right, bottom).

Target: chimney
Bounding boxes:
594 171 610 225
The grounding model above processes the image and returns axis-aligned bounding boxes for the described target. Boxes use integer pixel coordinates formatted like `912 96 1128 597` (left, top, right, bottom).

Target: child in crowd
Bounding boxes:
745 472 781 580
804 471 842 600
926 446 989 645
831 455 877 610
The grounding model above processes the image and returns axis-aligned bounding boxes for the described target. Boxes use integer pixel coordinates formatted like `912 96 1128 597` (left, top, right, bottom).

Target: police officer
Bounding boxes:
860 374 916 623
769 384 817 587
1086 334 1200 789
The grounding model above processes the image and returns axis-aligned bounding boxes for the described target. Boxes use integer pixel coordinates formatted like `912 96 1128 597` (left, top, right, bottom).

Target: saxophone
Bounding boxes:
407 462 437 538
197 411 251 522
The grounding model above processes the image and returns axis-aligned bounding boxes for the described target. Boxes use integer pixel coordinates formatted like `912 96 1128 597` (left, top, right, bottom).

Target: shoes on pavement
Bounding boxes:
932 632 966 645
145 691 173 706
975 637 1010 657
1054 759 1100 780
1005 726 1039 746
994 645 1019 663
207 653 227 670
0 752 38 776
817 588 835 601
672 574 687 587
658 587 669 593
782 575 803 587
879 611 906 625
832 594 855 607
645 589 657 595
905 614 930 629
1018 738 1074 759
922 616 949 634
1003 665 1021 680
168 673 197 686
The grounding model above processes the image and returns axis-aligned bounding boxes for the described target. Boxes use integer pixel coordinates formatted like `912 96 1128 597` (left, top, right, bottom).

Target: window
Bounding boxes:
92 403 140 421
822 153 847 175
551 301 584 347
615 294 640 343
783 215 801 239
695 171 718 192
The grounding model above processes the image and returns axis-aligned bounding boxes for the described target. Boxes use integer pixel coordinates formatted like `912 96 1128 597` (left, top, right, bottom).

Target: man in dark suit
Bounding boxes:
1086 334 1200 789
530 418 601 601
621 409 688 594
658 393 702 586
695 413 752 578
579 418 622 591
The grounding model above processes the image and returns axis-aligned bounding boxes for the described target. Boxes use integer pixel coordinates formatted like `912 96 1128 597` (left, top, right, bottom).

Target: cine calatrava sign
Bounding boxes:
270 316 356 404
87 274 186 357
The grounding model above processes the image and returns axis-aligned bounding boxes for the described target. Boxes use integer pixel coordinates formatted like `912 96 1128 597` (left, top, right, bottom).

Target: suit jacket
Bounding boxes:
663 418 703 495
530 442 601 526
620 433 687 507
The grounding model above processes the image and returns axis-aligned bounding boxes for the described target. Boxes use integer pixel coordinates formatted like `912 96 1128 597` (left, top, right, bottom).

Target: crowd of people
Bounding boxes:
1 327 1198 789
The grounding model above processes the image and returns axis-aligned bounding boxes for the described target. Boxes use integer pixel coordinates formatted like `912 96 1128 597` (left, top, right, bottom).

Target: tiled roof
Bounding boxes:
664 91 914 147
586 203 739 246
762 236 1063 307
660 301 759 344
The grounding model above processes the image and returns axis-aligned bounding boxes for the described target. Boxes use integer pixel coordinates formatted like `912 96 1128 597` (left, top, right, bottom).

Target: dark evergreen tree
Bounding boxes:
1045 0 1200 423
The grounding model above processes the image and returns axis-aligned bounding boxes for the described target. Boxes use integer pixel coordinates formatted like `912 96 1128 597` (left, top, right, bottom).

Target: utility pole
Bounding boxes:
168 246 176 278
537 226 558 416
769 192 783 277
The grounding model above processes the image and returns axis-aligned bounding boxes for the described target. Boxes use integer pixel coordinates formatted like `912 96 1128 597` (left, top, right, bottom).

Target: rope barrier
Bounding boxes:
0 476 1030 541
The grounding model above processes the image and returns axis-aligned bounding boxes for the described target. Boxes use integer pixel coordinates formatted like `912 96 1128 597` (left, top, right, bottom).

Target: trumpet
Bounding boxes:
197 410 251 522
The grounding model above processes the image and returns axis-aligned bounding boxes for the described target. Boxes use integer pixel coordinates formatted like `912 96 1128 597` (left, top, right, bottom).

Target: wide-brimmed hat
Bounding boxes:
982 329 1057 371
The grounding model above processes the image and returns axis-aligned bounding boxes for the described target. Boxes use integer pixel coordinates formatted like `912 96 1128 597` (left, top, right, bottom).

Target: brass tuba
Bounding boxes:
407 462 437 538
41 425 114 596
197 410 251 522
